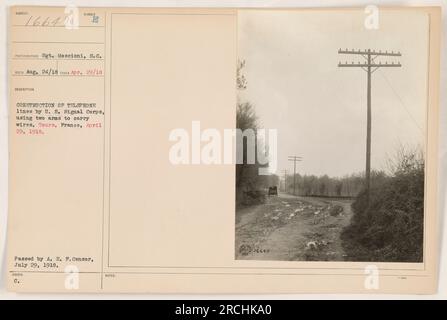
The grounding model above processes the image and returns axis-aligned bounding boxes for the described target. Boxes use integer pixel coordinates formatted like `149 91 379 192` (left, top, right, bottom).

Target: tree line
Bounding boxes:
283 172 368 198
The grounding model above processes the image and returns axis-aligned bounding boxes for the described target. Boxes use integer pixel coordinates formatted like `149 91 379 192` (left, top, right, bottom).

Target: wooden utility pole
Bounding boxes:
288 156 302 195
338 48 402 204
282 169 287 192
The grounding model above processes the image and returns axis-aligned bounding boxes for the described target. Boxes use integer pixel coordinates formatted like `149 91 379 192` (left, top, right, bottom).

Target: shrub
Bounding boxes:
241 189 266 206
342 147 424 262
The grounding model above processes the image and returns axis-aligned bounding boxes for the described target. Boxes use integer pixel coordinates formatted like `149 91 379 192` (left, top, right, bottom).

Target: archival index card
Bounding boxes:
7 6 441 293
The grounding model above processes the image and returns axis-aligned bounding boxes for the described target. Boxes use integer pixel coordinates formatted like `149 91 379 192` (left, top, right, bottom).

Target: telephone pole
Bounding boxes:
338 48 402 204
282 169 287 192
288 156 302 195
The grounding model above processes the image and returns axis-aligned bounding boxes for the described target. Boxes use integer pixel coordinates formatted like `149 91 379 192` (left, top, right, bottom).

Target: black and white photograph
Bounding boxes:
235 10 428 263
1 2 444 298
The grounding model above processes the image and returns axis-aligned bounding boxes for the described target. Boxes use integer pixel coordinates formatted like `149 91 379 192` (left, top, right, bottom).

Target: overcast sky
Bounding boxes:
238 9 428 177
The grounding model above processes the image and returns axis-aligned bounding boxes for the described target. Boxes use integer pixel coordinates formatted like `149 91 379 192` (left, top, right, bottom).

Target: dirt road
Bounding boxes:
235 193 353 261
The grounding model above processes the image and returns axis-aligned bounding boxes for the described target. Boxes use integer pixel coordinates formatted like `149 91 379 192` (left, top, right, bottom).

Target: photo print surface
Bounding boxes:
235 10 428 263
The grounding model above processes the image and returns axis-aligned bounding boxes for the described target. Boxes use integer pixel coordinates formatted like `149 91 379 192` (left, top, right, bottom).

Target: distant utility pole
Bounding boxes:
338 48 402 204
288 156 302 195
282 169 287 192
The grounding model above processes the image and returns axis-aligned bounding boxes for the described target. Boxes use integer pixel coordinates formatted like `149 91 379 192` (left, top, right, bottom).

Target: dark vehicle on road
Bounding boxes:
268 186 278 196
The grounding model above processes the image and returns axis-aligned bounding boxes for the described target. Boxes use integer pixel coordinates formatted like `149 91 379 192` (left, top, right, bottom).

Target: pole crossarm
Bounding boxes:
338 63 401 68
338 49 402 57
338 48 402 71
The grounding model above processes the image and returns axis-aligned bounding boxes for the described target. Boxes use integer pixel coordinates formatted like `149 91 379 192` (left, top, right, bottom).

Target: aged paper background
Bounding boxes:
4 5 442 294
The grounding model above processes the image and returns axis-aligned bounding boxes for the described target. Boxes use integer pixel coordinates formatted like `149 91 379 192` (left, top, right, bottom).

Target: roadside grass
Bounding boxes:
341 147 424 262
